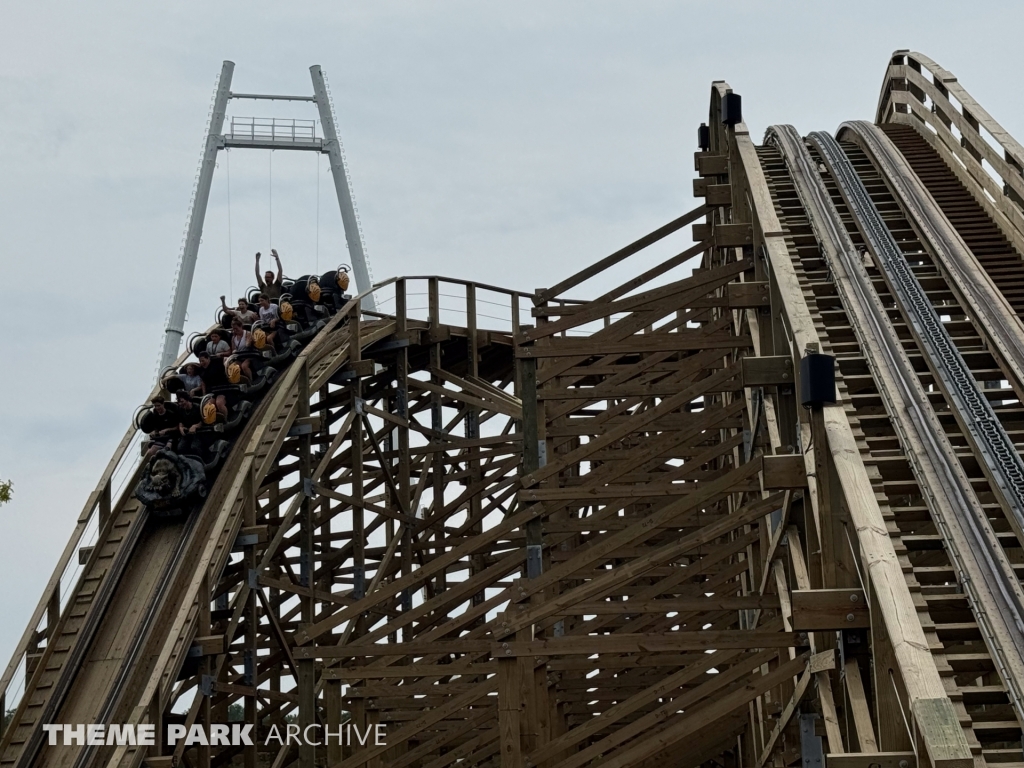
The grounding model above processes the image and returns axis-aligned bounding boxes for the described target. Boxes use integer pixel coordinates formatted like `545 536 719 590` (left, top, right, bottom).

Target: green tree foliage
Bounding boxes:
0 479 11 505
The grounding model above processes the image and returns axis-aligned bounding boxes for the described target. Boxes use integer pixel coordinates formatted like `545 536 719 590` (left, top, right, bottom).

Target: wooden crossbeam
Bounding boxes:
535 204 708 303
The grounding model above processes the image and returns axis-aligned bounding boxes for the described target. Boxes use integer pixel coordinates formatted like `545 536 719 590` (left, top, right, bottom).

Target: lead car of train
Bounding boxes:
133 267 352 516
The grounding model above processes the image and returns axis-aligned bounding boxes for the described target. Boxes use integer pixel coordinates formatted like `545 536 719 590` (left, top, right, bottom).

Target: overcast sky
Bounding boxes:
3 0 1024 668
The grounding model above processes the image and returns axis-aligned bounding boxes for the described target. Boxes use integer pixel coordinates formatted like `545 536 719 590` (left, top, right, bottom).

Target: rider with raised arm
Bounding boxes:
220 296 257 326
255 249 284 300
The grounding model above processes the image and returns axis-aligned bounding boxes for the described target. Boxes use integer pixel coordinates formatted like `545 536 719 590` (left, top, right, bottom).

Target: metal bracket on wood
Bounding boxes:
235 534 260 549
526 545 543 579
799 713 823 768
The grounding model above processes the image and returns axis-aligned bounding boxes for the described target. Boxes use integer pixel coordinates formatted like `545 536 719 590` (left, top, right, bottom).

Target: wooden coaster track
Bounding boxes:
4 49 1024 767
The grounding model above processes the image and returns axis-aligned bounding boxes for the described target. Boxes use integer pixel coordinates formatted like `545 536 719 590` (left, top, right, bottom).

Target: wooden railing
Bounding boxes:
0 397 151 731
0 273 534 735
876 50 1024 242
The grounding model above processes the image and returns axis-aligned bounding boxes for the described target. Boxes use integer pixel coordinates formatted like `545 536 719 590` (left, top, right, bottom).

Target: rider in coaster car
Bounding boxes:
226 318 254 383
195 351 230 419
220 295 257 326
174 391 204 457
285 275 324 326
205 329 230 360
319 265 351 311
255 249 284 300
142 396 180 456
257 293 288 348
180 362 203 397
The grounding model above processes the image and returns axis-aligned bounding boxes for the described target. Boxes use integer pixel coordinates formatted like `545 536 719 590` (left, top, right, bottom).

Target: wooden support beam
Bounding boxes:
826 755 917 768
758 651 836 765
792 589 870 630
762 454 807 489
742 355 794 387
845 657 879 753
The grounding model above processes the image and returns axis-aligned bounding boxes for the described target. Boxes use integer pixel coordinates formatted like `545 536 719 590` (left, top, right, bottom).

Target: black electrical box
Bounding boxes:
721 92 742 126
698 123 711 151
800 353 836 408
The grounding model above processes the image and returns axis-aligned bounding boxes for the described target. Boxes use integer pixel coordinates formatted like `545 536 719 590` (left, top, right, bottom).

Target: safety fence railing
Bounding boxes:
226 117 318 144
876 50 1024 240
364 276 541 341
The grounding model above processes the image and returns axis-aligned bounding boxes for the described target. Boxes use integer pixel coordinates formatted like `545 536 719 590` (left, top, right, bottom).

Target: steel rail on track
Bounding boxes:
813 130 1024 533
771 124 1024 726
841 123 1024 549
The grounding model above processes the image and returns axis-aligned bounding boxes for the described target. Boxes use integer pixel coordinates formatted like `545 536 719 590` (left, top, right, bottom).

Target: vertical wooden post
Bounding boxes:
324 678 343 765
498 639 523 768
149 693 164 760
297 360 316 768
428 278 446 595
870 572 913 753
467 284 485 604
428 277 439 329
196 572 211 768
396 280 414 637
243 461 258 768
99 479 112 530
521 357 543 576
467 284 479 377
46 588 60 642
298 658 316 768
350 302 365 602
810 406 836 589
269 480 282 704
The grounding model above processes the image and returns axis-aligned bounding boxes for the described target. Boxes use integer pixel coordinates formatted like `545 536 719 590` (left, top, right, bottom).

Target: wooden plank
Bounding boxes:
912 698 974 768
818 669 845 754
492 631 800 657
295 638 492 658
728 280 769 307
758 651 834 765
189 635 226 656
716 223 753 247
791 589 869 630
593 652 811 768
498 656 522 768
515 331 749 357
526 648 762 765
696 153 729 175
762 454 806 489
496 477 780 637
549 596 780 613
706 184 732 206
536 204 708 303
742 355 794 387
844 658 879 752
322 662 498 680
826 754 916 768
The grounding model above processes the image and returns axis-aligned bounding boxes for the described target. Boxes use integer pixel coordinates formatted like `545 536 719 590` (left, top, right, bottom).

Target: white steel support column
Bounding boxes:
310 65 377 312
159 60 234 371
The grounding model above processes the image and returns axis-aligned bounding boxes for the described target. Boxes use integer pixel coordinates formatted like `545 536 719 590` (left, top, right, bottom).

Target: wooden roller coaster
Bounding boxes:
3 48 1024 767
